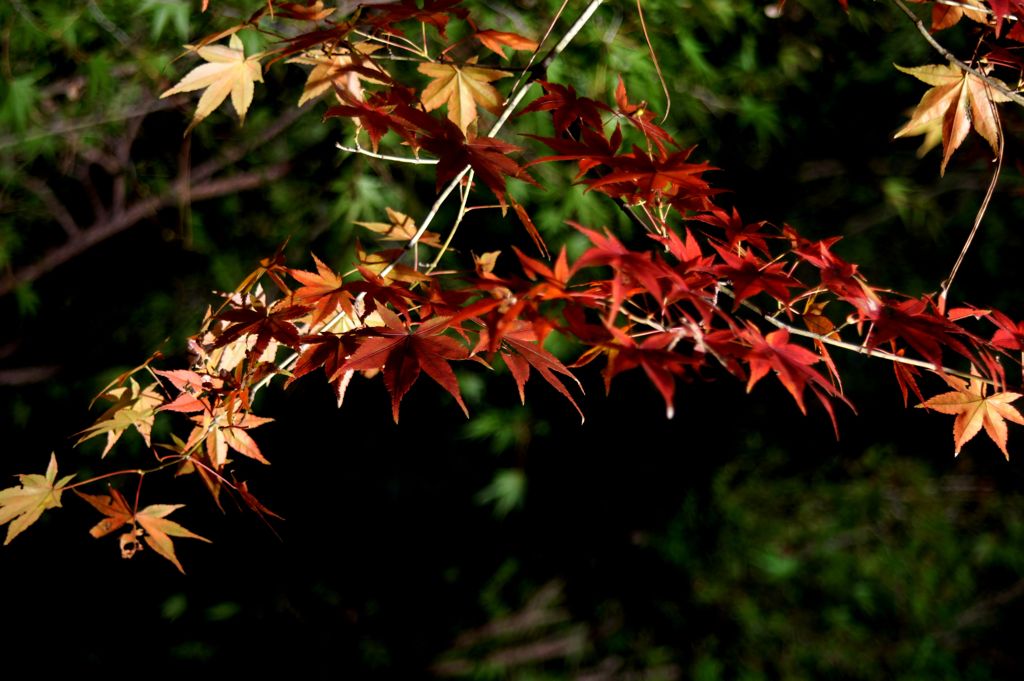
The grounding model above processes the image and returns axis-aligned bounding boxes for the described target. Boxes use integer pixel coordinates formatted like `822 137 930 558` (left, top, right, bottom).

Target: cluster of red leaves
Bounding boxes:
6 0 1024 572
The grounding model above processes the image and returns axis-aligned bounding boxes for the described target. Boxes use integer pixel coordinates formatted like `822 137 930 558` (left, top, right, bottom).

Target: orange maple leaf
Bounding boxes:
77 488 210 573
894 64 1012 175
917 375 1024 459
418 59 511 135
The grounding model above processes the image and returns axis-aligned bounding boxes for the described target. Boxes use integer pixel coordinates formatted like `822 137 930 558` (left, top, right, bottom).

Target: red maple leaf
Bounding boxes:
862 297 974 368
585 145 716 207
336 305 471 422
712 244 800 310
613 77 674 155
742 326 848 432
212 300 310 359
989 309 1024 351
495 323 584 421
692 207 772 257
324 92 413 152
286 332 360 407
595 324 704 419
416 118 539 209
519 80 608 134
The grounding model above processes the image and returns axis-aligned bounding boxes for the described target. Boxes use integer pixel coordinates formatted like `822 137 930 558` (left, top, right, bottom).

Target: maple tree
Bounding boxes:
3 0 1024 583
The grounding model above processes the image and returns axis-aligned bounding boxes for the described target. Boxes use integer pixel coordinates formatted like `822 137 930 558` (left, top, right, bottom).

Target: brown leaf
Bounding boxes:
77 488 210 573
355 207 442 247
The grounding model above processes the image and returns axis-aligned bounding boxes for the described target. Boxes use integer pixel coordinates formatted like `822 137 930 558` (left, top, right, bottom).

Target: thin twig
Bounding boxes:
335 143 438 164
718 283 998 386
427 168 475 273
940 96 1004 308
635 0 671 123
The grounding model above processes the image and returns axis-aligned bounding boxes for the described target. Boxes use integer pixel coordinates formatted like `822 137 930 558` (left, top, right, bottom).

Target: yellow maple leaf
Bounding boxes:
917 375 1024 459
417 59 512 135
894 63 1012 175
0 454 74 544
75 377 163 457
160 33 264 132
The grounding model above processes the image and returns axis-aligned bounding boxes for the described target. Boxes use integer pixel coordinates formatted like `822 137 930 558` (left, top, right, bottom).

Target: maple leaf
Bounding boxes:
613 77 674 155
418 59 512 135
288 332 359 407
599 324 703 420
416 118 539 208
917 375 1024 459
290 253 356 329
989 309 1024 351
692 207 772 257
990 0 1024 34
497 323 584 421
863 297 974 368
474 29 539 60
76 488 210 573
585 145 716 207
712 243 800 309
519 80 609 134
355 207 442 247
185 409 275 469
212 300 310 360
336 305 470 422
0 454 74 545
75 378 164 457
291 43 389 106
894 63 1012 175
926 0 987 31
160 33 264 132
742 326 848 433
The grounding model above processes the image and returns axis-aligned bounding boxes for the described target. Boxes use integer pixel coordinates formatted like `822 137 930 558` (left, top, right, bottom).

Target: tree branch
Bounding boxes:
0 164 290 297
20 176 80 237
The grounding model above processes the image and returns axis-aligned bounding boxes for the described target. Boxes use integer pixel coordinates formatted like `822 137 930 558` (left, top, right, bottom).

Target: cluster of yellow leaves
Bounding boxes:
75 377 162 457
